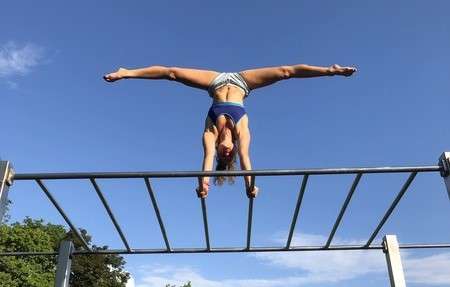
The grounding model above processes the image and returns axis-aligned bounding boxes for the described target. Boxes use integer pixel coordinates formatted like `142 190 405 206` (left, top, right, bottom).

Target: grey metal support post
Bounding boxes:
55 240 74 287
0 161 14 223
439 152 450 200
383 235 406 287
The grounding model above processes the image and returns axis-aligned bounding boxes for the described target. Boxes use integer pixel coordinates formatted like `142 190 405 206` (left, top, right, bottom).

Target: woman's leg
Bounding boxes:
240 64 356 90
104 66 219 90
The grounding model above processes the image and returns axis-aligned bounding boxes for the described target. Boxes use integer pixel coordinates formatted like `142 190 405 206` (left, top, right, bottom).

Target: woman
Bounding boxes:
104 64 356 198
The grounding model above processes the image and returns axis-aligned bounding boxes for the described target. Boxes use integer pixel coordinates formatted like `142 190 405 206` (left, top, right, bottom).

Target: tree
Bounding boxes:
67 230 130 287
0 217 130 287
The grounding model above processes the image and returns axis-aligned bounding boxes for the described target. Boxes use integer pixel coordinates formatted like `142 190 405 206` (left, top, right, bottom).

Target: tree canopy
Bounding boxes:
0 217 130 287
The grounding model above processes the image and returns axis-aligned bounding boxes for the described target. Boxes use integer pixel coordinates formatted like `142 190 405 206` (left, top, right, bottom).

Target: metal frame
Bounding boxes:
55 240 74 287
0 161 14 224
2 153 450 287
383 235 406 287
439 152 450 199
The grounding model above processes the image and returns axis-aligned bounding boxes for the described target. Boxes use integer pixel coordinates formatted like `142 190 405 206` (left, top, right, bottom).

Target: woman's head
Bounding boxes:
214 138 237 185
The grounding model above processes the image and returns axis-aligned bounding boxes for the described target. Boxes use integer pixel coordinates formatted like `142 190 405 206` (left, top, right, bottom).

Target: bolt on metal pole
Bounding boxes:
0 161 14 224
439 152 450 200
383 235 406 287
55 240 74 287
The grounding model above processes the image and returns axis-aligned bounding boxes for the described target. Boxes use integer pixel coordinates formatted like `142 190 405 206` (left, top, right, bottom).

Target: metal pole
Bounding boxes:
55 240 74 287
246 197 254 250
144 178 171 251
286 175 308 248
89 178 131 252
439 152 450 200
12 165 441 180
383 235 406 287
325 173 362 248
36 180 91 250
200 198 211 251
365 172 417 247
0 161 14 223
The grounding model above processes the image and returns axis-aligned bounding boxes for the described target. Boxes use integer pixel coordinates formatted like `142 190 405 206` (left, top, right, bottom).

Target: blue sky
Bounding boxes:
1 1 450 286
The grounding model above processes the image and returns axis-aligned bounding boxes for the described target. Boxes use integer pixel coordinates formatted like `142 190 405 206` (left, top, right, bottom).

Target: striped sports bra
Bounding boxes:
208 72 250 97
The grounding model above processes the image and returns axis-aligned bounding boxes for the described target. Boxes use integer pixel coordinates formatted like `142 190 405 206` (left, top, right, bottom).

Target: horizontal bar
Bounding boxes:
2 243 450 257
13 165 441 180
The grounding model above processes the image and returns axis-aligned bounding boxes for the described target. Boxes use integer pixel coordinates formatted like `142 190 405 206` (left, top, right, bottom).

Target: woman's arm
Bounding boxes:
197 127 217 198
237 123 259 198
104 66 219 90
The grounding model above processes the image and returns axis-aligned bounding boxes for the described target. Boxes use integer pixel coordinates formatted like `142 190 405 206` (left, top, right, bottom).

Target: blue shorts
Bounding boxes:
207 102 246 125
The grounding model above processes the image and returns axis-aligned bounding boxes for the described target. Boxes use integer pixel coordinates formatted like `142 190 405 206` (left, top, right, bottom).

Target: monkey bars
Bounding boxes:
1 152 449 287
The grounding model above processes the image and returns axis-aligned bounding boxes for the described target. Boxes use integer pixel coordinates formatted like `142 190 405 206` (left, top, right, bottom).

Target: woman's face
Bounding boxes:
217 141 234 162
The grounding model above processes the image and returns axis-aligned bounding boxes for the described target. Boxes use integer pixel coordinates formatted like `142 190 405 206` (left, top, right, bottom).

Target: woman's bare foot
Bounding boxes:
103 68 129 82
247 186 259 198
329 64 357 77
196 182 210 198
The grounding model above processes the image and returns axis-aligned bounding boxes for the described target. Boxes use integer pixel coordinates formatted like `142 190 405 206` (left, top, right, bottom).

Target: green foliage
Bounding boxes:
0 200 12 225
0 218 66 287
0 217 130 287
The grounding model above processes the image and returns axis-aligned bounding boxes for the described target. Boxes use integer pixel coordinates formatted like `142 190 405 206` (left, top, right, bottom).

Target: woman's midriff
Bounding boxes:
211 84 246 104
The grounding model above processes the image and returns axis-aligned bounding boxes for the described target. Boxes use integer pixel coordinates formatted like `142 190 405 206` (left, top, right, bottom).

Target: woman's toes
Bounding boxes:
344 67 357 76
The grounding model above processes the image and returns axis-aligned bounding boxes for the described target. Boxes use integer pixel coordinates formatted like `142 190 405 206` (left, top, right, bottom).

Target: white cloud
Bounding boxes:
0 42 44 77
253 233 386 282
134 264 333 287
130 233 450 287
404 252 450 285
126 274 136 287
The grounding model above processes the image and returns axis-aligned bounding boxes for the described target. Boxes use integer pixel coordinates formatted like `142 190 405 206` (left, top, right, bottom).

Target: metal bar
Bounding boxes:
2 242 450 257
246 197 254 250
200 198 211 250
65 245 389 254
89 178 131 252
286 175 309 248
439 152 450 200
35 180 90 250
325 173 362 248
365 172 417 247
144 178 171 251
383 235 406 287
13 165 441 180
55 240 74 287
0 161 14 223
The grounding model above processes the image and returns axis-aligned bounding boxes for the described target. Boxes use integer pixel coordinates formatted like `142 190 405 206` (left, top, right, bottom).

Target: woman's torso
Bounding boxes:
206 72 250 137
211 85 246 104
208 72 249 104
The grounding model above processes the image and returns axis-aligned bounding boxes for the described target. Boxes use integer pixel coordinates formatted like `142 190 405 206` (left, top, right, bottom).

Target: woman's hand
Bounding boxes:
196 182 210 198
246 185 259 198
